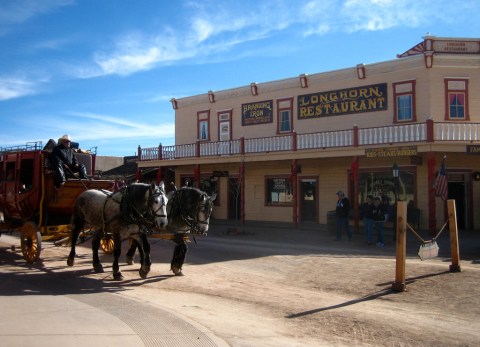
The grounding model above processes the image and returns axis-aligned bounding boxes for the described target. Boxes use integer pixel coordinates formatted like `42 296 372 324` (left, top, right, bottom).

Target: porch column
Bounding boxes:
291 159 298 228
194 164 200 189
428 152 436 235
351 157 359 233
156 166 164 184
239 161 245 224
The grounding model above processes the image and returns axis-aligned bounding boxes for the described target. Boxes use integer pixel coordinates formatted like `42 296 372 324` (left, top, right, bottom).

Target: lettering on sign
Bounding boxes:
365 146 417 158
242 100 273 126
467 145 480 155
297 83 387 119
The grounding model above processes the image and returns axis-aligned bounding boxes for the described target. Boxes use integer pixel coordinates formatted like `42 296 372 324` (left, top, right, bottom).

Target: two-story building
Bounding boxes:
137 36 480 234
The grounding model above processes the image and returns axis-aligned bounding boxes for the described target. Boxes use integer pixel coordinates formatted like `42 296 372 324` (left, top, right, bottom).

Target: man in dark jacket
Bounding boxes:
335 191 352 241
51 134 88 188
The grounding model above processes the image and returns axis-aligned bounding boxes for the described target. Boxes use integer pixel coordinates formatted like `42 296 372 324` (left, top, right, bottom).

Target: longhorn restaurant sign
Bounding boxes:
298 83 387 119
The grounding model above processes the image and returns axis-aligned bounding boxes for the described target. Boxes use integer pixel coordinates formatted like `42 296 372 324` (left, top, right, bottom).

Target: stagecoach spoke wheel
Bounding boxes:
100 235 114 254
20 221 42 263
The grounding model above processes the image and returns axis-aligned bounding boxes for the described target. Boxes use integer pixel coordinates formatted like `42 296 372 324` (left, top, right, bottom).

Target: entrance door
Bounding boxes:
448 181 467 230
300 178 317 223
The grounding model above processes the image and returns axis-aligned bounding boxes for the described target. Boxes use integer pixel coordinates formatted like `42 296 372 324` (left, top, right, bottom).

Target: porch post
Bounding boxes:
428 152 436 236
239 161 245 224
194 164 200 188
291 159 298 228
352 157 359 233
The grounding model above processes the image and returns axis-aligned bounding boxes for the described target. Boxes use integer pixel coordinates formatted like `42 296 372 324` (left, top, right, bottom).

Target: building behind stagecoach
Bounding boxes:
137 36 480 234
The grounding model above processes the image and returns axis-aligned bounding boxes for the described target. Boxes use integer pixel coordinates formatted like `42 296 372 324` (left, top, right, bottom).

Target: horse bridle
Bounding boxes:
177 191 213 234
145 187 168 226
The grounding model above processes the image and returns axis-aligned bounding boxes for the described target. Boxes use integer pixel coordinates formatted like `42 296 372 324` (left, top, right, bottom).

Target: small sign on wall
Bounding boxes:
242 100 273 126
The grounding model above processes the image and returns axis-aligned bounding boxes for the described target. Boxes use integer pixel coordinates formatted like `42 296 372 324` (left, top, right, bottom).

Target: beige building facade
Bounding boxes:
137 36 480 234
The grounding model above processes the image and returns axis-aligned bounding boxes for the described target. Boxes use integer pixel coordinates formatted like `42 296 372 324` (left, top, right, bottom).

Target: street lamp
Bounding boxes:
392 163 399 241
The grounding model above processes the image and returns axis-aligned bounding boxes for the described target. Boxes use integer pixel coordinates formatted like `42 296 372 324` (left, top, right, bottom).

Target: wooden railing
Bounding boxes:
138 120 480 161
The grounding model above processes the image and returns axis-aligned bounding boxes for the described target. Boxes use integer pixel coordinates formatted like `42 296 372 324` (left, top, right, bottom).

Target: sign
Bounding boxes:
242 100 273 126
365 146 417 158
433 40 480 54
467 145 480 155
297 83 387 119
418 241 439 261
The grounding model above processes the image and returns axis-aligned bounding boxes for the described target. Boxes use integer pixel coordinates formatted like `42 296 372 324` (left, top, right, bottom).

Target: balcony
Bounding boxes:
138 120 480 161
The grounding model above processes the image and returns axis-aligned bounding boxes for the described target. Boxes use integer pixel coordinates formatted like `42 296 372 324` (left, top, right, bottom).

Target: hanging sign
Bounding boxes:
366 146 417 158
418 241 439 260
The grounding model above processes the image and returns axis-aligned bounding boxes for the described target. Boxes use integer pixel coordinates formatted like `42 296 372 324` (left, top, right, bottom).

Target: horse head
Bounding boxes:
149 181 168 229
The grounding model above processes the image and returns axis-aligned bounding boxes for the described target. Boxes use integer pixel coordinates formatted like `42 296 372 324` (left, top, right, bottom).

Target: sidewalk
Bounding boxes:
209 219 480 261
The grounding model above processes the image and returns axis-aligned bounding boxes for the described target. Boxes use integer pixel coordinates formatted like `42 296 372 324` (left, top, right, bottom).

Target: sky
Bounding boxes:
1 0 480 157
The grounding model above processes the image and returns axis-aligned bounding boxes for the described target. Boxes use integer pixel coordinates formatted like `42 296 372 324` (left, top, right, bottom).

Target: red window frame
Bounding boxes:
276 97 293 134
197 110 210 141
392 80 416 123
444 78 469 120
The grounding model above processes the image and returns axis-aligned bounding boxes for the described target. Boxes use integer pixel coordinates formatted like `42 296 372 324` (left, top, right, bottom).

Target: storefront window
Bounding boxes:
266 177 293 205
358 169 415 211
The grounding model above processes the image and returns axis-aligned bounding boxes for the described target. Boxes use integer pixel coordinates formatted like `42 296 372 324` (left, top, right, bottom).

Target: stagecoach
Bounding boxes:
0 141 115 263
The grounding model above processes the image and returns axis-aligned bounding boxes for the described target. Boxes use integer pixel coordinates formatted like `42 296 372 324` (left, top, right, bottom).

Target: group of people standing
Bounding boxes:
335 191 389 247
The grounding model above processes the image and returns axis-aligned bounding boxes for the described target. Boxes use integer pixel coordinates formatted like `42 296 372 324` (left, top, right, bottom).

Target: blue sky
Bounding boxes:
1 0 479 157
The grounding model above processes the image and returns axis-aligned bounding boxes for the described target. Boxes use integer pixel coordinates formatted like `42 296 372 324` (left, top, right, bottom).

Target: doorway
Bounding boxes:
448 181 468 230
228 177 241 220
300 178 318 223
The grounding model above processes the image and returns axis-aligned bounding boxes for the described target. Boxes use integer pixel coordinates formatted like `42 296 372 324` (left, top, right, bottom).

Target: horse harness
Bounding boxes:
100 185 167 233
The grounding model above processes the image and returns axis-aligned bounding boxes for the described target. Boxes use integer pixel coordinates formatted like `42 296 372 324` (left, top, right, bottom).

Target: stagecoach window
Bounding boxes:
266 177 293 205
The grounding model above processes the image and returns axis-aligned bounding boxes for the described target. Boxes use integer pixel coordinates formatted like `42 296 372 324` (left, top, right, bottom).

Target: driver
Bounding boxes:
51 134 89 188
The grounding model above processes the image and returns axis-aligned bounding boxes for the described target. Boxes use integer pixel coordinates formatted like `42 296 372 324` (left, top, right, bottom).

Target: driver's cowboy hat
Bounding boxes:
58 134 72 143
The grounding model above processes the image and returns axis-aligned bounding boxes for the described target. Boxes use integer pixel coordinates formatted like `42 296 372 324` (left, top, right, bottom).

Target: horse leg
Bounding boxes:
67 218 83 266
112 233 124 281
171 235 188 276
126 240 137 265
91 231 104 273
138 233 151 279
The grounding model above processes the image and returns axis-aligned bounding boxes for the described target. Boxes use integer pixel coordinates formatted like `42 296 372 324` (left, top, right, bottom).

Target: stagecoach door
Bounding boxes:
300 178 318 223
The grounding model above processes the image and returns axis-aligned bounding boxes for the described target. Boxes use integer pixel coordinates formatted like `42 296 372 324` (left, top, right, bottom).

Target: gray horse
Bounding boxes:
126 186 216 276
67 182 168 280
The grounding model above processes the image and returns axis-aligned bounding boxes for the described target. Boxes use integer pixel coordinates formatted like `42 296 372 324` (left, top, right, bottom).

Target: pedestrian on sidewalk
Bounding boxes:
372 197 388 247
335 191 352 241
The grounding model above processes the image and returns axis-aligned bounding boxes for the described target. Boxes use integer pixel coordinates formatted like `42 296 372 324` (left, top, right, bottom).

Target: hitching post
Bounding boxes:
392 200 407 292
448 199 461 272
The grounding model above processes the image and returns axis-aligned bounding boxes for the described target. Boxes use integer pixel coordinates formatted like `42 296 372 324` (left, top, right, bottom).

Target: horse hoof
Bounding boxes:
93 264 104 273
139 269 148 279
113 273 124 281
171 266 184 276
174 271 184 276
67 258 74 267
126 256 134 265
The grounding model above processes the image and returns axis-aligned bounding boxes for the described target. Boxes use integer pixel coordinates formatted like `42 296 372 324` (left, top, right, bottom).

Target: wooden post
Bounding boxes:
392 201 407 292
447 199 461 272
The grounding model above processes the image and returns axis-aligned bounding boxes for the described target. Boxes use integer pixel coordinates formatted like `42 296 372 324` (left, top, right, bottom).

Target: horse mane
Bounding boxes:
168 187 204 221
119 183 152 223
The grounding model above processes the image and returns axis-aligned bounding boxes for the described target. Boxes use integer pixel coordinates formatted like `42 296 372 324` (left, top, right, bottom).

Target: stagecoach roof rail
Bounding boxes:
0 141 43 153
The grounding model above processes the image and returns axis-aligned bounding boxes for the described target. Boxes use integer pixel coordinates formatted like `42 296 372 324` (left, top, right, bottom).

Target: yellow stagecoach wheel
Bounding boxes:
20 221 42 263
100 235 114 254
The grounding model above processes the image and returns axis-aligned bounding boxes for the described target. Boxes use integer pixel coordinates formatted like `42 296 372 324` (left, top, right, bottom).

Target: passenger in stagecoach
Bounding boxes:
51 134 89 188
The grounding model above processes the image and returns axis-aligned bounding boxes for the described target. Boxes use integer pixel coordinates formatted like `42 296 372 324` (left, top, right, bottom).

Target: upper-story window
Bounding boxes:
276 97 293 134
445 78 469 120
197 110 210 141
393 80 416 123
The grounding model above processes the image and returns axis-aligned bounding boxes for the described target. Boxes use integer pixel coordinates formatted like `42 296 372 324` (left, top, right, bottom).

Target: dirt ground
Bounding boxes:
2 225 480 347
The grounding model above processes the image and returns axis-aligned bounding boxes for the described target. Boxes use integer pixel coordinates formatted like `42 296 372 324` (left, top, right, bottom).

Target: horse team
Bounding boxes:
67 182 216 280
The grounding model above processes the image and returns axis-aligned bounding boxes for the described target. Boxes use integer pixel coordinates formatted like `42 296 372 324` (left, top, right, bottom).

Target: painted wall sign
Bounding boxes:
242 100 273 126
467 145 480 155
297 83 387 119
365 146 417 158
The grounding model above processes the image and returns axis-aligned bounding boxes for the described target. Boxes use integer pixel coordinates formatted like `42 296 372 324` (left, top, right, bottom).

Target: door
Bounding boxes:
300 178 317 223
228 177 241 220
448 181 467 230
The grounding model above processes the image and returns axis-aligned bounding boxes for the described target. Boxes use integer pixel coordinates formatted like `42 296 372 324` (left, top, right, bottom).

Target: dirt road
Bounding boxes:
2 225 480 346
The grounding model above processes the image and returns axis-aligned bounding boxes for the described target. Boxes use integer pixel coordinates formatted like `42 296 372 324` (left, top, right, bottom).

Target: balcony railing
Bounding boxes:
138 120 480 161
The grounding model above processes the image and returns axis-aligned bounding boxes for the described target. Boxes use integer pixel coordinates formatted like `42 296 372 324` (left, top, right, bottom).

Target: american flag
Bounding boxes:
435 157 448 201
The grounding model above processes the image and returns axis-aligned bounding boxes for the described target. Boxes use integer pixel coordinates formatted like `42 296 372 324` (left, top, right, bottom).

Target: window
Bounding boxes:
265 177 293 205
197 111 210 141
445 79 469 120
181 175 220 206
218 110 232 141
276 98 293 134
393 81 416 123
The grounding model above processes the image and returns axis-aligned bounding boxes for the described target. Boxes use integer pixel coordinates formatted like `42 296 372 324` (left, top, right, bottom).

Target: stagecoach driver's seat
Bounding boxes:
51 134 89 188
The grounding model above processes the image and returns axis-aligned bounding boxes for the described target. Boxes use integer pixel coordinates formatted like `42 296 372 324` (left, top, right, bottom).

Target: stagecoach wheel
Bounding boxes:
20 221 42 263
100 235 114 254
